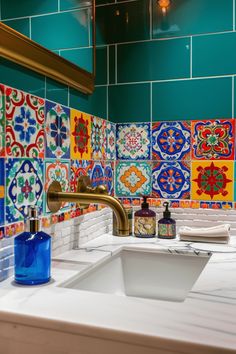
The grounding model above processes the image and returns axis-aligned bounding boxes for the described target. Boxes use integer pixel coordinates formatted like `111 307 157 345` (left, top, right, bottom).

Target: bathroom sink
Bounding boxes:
60 247 211 302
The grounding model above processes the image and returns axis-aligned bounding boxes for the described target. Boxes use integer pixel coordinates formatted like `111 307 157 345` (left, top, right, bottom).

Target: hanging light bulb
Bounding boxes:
157 0 171 15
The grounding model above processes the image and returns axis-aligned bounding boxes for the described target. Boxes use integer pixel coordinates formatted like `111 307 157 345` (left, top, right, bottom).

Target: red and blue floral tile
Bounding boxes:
191 119 235 160
45 100 70 159
191 160 233 201
152 121 190 160
115 161 152 197
103 161 114 195
0 85 5 157
91 116 105 160
70 160 93 192
5 86 44 158
106 122 116 160
116 123 151 160
0 158 4 225
44 159 70 213
6 158 44 223
91 161 105 188
152 161 190 199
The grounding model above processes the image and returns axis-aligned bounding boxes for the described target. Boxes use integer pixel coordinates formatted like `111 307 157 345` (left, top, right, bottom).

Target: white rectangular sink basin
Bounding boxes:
60 247 211 302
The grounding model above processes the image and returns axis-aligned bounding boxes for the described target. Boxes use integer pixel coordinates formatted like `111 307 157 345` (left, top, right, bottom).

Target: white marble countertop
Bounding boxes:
0 234 236 354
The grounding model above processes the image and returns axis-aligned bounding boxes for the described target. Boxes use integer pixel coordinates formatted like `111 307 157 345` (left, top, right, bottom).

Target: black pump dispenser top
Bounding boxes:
163 202 171 218
141 196 149 209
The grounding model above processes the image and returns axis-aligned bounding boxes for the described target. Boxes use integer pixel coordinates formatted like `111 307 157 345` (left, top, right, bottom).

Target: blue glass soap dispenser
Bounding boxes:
14 206 51 285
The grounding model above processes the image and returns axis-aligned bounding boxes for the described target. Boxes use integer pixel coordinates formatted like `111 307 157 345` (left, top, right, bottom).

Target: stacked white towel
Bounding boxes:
179 224 230 243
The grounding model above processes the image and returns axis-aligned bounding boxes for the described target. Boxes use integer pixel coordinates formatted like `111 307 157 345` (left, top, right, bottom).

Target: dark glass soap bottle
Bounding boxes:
134 196 156 238
14 206 51 285
158 202 176 239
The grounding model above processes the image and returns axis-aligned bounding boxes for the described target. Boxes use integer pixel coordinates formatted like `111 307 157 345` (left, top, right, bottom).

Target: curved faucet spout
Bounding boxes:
47 181 129 236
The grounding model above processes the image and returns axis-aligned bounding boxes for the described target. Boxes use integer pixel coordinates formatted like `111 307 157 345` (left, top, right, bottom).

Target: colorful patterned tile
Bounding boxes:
45 101 70 159
0 158 4 225
70 160 93 193
152 161 190 199
152 121 190 160
91 116 105 160
191 119 235 160
115 161 152 197
71 109 91 160
116 123 151 160
106 121 116 160
6 158 44 223
0 85 5 157
103 161 114 195
191 160 233 201
44 159 70 213
91 161 104 188
5 86 44 158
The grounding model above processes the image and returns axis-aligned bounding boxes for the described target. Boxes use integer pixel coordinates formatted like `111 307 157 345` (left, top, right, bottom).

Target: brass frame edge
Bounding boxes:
0 5 96 95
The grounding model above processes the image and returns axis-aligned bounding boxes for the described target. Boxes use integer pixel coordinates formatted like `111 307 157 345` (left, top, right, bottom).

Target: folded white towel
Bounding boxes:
179 224 230 244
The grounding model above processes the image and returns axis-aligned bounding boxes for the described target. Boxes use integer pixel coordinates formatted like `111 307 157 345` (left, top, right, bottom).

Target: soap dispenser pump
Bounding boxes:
14 206 51 285
134 196 156 238
158 202 176 239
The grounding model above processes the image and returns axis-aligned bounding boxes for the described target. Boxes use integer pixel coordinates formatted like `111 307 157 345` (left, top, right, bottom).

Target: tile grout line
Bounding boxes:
232 76 235 117
115 44 118 84
233 0 235 31
190 36 193 79
29 17 32 39
96 74 235 88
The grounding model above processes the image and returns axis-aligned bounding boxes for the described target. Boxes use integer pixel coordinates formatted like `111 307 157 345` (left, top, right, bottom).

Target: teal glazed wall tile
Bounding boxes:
3 19 30 37
96 0 150 45
60 0 92 10
0 58 45 97
193 33 236 78
108 83 150 123
152 77 232 121
153 0 233 39
61 48 93 73
1 0 58 19
70 86 107 118
46 78 69 107
109 45 116 85
31 10 89 51
95 46 108 86
117 37 190 83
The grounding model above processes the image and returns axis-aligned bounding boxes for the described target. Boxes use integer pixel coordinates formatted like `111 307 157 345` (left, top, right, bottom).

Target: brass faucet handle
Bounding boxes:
77 175 108 195
77 175 91 193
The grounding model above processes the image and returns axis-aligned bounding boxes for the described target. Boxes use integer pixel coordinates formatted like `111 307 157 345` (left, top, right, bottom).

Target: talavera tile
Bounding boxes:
70 109 91 160
5 86 45 158
152 121 190 160
103 161 114 195
116 123 151 160
70 160 93 193
44 160 70 213
91 117 105 160
192 161 233 201
0 85 5 157
0 159 4 226
152 161 190 199
115 162 152 197
6 159 44 223
105 121 116 160
91 162 105 188
45 101 70 159
191 119 235 160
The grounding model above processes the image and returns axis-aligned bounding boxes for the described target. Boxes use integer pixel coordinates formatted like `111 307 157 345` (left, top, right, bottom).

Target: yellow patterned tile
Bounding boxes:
70 109 91 160
191 160 233 201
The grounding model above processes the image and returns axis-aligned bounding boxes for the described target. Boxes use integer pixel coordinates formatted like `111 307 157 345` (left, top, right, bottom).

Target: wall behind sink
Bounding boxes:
94 0 236 210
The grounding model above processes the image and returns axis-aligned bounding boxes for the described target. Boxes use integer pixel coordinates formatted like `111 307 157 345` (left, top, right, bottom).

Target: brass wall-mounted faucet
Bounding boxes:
47 176 129 236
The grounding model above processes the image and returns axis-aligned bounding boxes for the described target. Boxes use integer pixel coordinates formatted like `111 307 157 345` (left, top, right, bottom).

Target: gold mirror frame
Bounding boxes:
0 2 96 94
